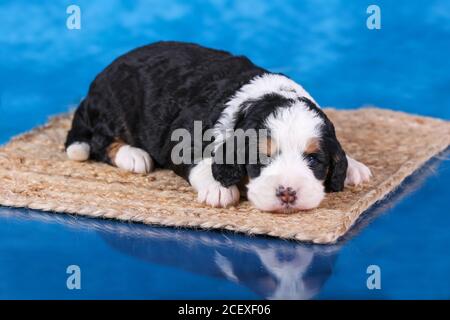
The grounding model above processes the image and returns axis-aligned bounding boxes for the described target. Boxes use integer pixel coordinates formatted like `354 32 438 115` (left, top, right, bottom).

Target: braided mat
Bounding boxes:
0 108 449 243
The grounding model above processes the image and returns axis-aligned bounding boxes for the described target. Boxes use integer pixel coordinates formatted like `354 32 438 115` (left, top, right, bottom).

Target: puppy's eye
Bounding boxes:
305 154 320 165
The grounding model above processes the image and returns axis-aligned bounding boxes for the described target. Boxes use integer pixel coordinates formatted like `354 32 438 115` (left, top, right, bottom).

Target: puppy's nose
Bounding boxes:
276 186 297 205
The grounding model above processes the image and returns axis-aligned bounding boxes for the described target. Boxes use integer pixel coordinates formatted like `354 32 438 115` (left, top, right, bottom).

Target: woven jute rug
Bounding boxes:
0 107 449 244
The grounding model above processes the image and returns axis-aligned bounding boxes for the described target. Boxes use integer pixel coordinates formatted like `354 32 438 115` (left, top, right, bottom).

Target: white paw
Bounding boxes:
115 145 154 174
345 156 372 186
67 142 90 161
189 158 240 208
197 182 240 208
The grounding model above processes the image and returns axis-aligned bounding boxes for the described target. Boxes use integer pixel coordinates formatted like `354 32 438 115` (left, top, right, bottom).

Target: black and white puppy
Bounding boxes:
66 41 371 213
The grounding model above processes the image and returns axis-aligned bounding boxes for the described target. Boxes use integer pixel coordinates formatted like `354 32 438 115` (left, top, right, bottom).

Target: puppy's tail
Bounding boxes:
65 99 92 161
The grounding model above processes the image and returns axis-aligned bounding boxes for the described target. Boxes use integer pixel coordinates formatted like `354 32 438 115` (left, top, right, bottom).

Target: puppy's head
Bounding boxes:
213 95 347 213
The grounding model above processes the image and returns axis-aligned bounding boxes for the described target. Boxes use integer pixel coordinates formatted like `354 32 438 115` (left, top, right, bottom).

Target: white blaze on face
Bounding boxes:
246 101 325 212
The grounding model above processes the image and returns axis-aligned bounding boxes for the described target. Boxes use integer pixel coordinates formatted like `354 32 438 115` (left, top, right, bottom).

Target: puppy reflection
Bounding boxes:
99 227 341 299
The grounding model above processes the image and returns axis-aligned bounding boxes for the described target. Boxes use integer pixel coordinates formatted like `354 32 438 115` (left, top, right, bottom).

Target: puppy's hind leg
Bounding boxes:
66 142 90 161
65 102 92 162
107 140 154 174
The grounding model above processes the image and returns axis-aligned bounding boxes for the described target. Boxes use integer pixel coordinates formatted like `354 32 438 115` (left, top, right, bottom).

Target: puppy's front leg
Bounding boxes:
189 158 240 208
345 155 372 186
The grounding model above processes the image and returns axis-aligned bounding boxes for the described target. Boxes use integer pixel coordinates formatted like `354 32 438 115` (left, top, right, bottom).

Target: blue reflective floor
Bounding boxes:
0 0 449 299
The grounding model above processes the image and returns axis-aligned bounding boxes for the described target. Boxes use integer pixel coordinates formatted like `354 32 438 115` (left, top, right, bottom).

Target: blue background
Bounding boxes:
0 0 449 299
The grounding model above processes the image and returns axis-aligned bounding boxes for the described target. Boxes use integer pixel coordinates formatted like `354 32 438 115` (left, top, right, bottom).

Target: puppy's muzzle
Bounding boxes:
276 186 297 205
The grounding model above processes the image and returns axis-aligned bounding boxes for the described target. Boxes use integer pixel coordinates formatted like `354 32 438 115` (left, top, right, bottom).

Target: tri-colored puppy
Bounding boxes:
66 41 371 213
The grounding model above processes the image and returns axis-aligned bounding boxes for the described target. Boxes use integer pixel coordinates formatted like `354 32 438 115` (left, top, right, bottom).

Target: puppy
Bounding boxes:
66 41 371 212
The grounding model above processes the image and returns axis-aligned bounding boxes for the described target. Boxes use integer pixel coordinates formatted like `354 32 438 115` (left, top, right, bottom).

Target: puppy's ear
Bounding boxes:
212 161 246 187
324 130 348 193
211 136 247 187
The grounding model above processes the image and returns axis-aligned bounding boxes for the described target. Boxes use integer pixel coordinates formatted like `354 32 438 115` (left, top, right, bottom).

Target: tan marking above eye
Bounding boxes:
259 137 277 156
305 138 320 154
107 138 126 164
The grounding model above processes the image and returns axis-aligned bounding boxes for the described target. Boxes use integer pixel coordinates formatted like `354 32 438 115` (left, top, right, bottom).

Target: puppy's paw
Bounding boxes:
189 158 240 208
115 145 154 174
66 142 90 161
197 182 240 208
345 156 372 186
